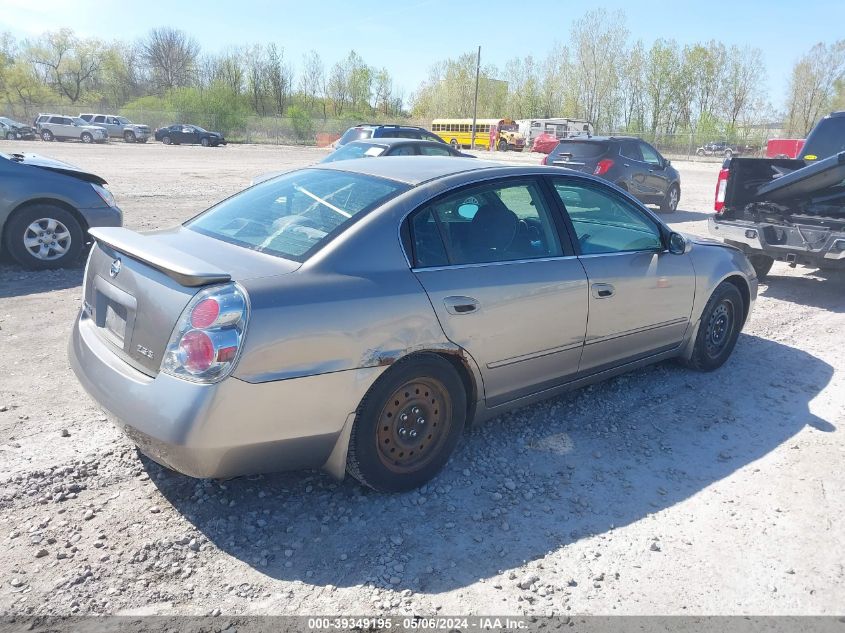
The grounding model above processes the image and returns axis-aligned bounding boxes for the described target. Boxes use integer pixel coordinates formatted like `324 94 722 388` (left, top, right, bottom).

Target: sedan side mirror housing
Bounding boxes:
667 232 688 255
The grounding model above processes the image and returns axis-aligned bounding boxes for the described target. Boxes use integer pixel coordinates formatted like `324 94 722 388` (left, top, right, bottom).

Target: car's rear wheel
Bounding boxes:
162 136 172 145
748 254 774 280
80 132 93 144
201 137 210 147
682 281 744 371
124 131 136 143
4 204 84 270
41 130 54 142
661 184 680 213
5 132 15 141
346 353 466 492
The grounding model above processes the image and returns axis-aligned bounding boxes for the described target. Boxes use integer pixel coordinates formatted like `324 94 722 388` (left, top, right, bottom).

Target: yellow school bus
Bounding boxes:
431 118 526 151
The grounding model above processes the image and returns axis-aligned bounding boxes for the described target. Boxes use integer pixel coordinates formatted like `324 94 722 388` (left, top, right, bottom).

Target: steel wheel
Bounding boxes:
23 217 72 261
376 377 452 474
704 300 733 359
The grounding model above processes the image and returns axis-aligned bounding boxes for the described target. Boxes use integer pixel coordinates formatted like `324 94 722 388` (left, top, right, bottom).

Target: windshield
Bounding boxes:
338 127 373 146
322 142 387 163
551 141 609 159
192 125 208 133
187 169 406 261
0 117 18 127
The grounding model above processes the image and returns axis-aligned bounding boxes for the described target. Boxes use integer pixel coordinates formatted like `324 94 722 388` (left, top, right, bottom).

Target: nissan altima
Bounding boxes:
69 157 757 492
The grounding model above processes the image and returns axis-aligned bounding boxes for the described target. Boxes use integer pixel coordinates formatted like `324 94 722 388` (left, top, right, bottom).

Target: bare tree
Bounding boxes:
721 45 766 129
299 50 324 112
29 29 102 103
785 40 845 135
141 27 198 92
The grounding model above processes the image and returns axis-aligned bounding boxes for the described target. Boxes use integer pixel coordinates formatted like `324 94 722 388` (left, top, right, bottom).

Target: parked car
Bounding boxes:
333 124 445 149
0 151 122 268
69 157 756 492
79 113 150 143
765 138 805 159
0 117 36 140
543 136 681 212
36 115 108 143
154 124 226 146
695 141 754 158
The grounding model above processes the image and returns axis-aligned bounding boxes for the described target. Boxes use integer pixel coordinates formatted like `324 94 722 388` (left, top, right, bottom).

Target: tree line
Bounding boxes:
1 10 843 139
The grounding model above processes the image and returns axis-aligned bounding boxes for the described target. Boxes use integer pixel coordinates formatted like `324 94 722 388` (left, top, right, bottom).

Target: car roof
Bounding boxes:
555 135 636 142
313 155 519 186
354 123 426 131
347 138 446 147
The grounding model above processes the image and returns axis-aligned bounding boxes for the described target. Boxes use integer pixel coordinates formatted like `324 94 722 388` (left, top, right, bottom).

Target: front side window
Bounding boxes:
638 142 663 166
389 145 417 156
419 144 452 156
188 169 405 261
410 180 563 267
551 180 663 254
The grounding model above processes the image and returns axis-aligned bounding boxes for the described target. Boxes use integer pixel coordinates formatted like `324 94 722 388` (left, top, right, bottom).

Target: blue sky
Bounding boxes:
2 0 843 110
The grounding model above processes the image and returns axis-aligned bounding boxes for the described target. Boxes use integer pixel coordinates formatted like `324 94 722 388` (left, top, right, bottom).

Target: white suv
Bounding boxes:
36 114 108 144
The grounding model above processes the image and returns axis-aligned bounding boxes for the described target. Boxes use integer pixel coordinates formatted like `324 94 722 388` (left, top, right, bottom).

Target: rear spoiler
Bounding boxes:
88 227 231 288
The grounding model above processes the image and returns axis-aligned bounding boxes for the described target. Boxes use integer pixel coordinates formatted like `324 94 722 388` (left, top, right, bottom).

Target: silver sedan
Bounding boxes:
69 157 757 492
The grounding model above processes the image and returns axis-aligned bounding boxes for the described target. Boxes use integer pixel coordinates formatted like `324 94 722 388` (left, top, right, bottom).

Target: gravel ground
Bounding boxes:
0 141 843 617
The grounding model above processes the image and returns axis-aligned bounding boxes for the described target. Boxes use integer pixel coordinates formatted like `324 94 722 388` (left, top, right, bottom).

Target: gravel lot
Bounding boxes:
1 141 843 618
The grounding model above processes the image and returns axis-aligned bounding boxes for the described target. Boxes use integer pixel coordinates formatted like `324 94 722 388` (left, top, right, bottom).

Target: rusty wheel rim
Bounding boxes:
376 377 452 473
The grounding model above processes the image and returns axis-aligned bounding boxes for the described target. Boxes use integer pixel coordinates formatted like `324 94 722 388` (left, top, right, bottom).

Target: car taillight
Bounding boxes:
714 168 729 213
594 159 614 175
162 283 249 383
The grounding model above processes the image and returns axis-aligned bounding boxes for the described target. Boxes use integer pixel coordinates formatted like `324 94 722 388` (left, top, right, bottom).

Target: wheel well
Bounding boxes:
3 199 88 246
723 275 751 325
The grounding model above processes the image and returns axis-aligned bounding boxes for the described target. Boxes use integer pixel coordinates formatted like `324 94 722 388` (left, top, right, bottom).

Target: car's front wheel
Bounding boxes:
4 204 84 270
346 353 467 492
124 131 136 143
682 281 744 371
201 137 210 147
41 130 54 142
80 132 93 144
498 139 508 152
5 132 15 141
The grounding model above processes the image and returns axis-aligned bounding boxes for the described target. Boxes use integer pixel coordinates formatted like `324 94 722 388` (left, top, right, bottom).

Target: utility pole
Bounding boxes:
471 45 481 149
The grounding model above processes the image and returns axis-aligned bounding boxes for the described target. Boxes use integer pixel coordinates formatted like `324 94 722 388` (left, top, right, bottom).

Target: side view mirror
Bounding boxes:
665 158 671 167
667 232 687 255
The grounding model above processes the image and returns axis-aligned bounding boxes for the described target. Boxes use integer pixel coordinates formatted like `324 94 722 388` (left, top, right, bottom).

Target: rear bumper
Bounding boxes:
709 216 845 268
69 313 383 479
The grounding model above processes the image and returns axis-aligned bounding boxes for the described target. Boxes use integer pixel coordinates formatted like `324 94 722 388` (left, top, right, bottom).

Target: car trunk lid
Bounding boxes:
84 227 299 376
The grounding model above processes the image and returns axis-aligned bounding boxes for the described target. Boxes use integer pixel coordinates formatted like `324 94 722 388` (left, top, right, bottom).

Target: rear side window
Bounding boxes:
419 145 452 156
378 129 420 139
803 116 845 160
322 143 386 162
187 169 406 261
551 141 609 159
338 127 372 144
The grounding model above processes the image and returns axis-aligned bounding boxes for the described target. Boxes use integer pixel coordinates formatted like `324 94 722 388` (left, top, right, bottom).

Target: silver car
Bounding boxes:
69 158 757 492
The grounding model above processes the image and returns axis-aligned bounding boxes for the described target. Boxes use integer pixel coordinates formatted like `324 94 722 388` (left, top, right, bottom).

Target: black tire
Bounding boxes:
80 132 93 144
498 139 508 152
162 136 172 145
346 353 467 492
124 131 135 143
682 281 744 372
5 132 14 141
201 137 210 147
724 149 733 159
41 129 54 142
450 138 459 149
661 184 680 213
748 254 774 280
3 204 84 270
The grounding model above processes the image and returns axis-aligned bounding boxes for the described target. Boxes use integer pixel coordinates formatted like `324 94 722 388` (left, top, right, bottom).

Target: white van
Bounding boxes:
517 118 594 145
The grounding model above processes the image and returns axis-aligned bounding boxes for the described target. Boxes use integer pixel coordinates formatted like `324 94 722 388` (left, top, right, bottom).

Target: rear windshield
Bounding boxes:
551 141 609 159
803 117 845 160
322 142 387 163
338 127 373 145
187 169 406 261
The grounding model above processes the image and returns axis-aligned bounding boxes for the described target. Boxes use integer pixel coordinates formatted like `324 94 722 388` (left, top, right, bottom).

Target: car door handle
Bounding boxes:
591 283 615 299
443 296 479 314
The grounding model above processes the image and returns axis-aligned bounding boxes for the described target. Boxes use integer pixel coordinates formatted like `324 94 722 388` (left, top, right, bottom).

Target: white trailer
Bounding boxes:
516 118 594 145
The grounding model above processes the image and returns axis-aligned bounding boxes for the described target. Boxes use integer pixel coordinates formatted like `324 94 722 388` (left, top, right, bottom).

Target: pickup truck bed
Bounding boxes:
709 152 845 277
